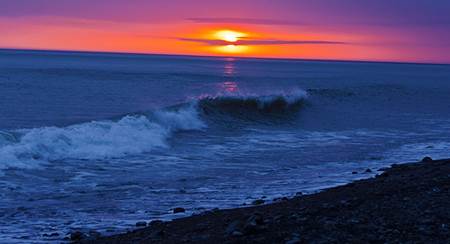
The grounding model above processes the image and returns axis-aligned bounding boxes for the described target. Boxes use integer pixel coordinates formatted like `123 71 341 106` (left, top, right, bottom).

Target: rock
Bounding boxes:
274 214 284 222
247 213 264 225
340 199 351 207
289 214 299 221
231 231 243 237
349 218 361 224
173 207 185 213
296 192 303 196
243 213 266 235
352 171 358 174
285 237 301 244
422 156 433 163
365 168 372 173
378 167 389 172
149 229 165 239
285 233 301 244
243 222 263 235
135 221 147 227
225 220 242 235
252 199 265 205
70 231 86 241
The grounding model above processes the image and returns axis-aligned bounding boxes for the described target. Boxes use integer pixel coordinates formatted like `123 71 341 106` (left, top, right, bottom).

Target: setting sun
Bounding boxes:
211 30 249 54
215 30 246 43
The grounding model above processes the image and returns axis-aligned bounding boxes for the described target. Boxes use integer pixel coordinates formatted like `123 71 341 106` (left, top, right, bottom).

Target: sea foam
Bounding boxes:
0 105 204 170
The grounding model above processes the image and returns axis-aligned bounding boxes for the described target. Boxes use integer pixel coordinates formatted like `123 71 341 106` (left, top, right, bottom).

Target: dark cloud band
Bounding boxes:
187 17 305 26
179 38 347 46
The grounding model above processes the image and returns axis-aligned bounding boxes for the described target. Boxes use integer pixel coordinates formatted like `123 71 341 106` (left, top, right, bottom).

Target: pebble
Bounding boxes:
252 199 265 205
231 231 243 237
225 220 242 235
422 156 433 163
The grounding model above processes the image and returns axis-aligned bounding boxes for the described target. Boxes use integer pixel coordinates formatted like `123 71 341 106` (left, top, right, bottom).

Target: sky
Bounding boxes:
1 0 450 63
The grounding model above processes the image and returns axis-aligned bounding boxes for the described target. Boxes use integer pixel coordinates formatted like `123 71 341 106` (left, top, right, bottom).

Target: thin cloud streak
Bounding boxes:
179 38 347 46
187 17 305 26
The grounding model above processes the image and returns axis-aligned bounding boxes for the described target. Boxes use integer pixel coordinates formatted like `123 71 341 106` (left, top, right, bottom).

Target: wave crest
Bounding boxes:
197 90 307 117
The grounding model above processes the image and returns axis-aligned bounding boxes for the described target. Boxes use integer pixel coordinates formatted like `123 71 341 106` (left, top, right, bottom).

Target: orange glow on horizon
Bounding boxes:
215 44 249 54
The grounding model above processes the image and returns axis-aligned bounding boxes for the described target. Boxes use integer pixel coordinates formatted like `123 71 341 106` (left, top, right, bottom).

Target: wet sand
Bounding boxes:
80 158 450 243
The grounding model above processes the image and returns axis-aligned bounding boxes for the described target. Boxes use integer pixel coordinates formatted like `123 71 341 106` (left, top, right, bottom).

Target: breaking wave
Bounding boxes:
197 90 307 118
0 105 205 169
0 90 308 170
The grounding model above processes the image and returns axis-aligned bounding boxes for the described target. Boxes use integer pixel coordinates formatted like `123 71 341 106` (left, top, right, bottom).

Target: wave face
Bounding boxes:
0 106 205 169
197 90 308 120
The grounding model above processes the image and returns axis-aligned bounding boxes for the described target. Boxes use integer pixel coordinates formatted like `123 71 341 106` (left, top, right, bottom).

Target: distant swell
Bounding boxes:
0 90 307 170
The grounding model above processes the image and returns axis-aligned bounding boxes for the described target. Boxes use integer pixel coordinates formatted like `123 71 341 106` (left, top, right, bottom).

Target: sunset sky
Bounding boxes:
1 0 450 63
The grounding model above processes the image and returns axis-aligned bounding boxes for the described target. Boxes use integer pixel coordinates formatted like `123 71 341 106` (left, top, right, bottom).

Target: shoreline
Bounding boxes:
78 157 450 243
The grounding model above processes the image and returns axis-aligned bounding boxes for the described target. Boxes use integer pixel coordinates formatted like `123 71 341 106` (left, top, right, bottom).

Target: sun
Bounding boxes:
208 29 250 54
215 30 246 43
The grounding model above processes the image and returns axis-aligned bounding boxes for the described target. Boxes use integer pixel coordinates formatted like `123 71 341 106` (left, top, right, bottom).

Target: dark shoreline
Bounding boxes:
81 158 450 243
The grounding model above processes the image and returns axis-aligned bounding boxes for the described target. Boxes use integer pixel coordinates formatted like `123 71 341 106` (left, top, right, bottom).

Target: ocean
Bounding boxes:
0 49 449 242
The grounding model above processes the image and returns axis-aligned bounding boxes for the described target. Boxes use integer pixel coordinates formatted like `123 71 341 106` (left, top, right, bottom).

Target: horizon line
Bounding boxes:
0 47 448 66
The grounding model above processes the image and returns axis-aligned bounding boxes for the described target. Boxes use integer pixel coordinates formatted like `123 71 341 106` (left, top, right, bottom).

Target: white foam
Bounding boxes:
258 89 308 105
0 106 205 170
